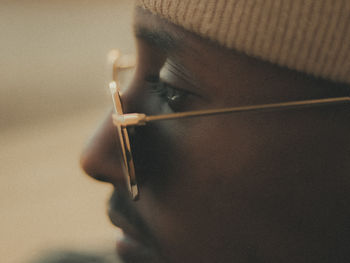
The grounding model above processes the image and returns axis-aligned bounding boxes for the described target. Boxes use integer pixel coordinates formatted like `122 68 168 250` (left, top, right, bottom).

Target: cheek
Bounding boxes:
135 116 270 261
137 109 350 262
171 109 350 215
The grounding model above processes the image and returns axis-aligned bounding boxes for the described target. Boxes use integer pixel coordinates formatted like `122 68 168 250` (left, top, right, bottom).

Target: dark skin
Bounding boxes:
81 8 350 263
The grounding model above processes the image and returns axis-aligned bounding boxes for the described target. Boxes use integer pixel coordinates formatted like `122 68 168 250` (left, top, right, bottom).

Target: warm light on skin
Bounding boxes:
81 8 350 263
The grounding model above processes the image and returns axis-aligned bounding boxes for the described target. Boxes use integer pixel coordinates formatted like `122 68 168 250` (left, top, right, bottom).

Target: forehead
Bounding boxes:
133 7 348 102
133 7 209 59
133 8 290 81
133 8 264 81
133 7 288 70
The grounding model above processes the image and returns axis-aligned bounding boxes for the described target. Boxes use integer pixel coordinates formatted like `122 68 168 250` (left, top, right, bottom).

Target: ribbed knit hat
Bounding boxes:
136 0 350 85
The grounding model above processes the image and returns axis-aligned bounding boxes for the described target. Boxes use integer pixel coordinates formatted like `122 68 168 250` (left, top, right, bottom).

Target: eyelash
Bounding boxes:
146 76 189 112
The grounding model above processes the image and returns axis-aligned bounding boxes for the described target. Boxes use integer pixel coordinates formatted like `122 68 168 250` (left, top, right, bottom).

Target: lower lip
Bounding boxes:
116 235 155 262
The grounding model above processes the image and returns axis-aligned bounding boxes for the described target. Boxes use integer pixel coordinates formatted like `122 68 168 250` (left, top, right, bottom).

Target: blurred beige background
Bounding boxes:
0 1 135 262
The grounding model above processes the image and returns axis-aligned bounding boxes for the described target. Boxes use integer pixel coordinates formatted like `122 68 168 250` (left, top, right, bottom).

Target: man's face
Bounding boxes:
81 8 350 263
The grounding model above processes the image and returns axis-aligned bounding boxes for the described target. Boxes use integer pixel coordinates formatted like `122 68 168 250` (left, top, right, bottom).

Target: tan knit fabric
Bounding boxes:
136 0 350 85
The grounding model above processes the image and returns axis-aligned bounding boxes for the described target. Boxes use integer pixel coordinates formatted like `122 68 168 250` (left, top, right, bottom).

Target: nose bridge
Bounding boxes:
117 63 147 115
120 80 143 114
80 110 125 185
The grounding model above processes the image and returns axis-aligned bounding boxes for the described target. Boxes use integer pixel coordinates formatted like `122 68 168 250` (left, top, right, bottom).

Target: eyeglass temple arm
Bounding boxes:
112 96 350 127
110 53 349 127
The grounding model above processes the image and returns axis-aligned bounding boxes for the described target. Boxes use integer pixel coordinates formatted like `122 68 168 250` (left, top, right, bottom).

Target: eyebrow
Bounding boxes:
134 26 181 51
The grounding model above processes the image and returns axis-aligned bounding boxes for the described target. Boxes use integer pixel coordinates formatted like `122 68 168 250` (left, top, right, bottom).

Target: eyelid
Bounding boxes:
144 74 160 83
159 59 203 97
159 78 199 98
145 75 202 98
143 73 198 98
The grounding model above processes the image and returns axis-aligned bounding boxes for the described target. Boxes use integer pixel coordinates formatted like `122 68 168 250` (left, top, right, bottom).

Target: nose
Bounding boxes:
80 109 125 186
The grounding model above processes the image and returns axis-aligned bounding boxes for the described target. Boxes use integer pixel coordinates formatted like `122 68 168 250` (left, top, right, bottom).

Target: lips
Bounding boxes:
108 191 161 263
109 208 154 262
116 235 159 263
108 205 144 244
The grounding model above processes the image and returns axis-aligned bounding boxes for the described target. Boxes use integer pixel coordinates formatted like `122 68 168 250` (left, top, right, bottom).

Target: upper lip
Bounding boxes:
108 206 145 244
108 191 164 263
108 191 151 247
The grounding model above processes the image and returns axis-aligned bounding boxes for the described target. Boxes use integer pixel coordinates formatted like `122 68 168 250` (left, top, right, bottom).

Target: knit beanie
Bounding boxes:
136 0 350 85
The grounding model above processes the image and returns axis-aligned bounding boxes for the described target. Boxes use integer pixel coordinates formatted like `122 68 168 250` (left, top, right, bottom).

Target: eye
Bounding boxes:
146 76 190 112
